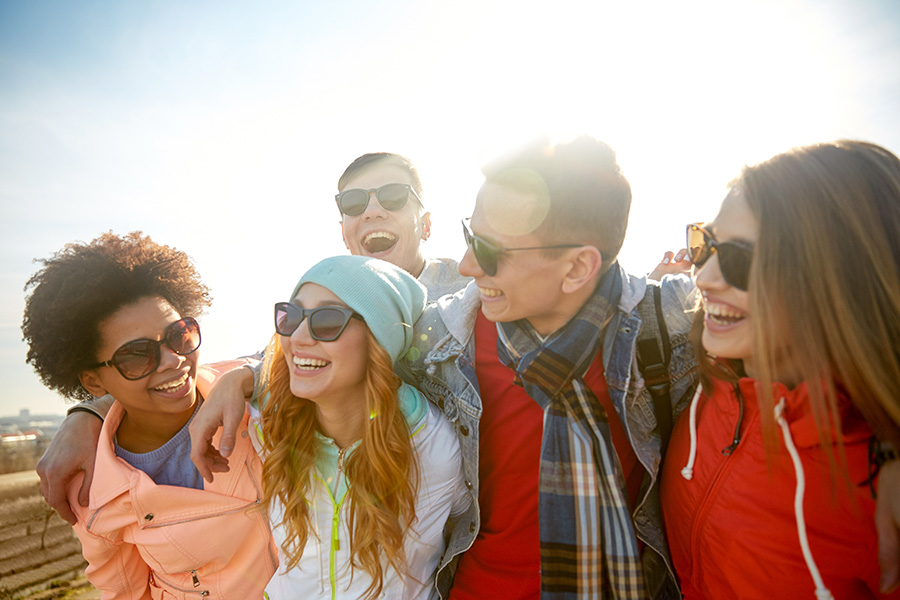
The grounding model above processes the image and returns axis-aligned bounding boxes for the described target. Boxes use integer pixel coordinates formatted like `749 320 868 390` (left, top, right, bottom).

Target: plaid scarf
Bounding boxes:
496 262 647 599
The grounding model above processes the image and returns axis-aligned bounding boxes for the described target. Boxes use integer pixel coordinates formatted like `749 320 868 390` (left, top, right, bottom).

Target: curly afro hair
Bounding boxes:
22 231 212 402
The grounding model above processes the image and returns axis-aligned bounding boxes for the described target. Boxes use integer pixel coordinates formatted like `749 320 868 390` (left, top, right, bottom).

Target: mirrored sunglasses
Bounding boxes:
89 317 201 380
461 219 582 276
686 223 754 290
274 302 364 341
334 183 422 217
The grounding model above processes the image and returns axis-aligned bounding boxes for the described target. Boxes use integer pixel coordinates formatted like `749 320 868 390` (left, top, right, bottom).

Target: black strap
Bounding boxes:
637 282 673 456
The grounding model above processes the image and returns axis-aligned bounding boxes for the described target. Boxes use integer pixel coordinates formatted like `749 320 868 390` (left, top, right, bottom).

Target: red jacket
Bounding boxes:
660 376 897 599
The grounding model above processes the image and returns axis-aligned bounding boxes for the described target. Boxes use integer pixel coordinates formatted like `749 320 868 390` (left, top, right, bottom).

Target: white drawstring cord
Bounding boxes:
681 384 704 480
775 398 834 600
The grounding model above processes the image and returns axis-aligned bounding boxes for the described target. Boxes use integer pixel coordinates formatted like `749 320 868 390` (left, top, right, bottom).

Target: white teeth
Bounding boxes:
153 372 189 392
293 357 329 370
705 304 745 319
705 303 746 324
364 231 397 244
480 287 503 298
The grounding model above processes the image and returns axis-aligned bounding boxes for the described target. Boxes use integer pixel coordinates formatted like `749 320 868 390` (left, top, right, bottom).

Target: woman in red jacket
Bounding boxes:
660 140 900 599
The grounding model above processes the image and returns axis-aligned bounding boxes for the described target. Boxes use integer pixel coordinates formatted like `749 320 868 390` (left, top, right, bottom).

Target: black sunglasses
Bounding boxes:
686 223 754 290
89 317 201 380
335 183 423 217
461 219 582 276
274 302 364 341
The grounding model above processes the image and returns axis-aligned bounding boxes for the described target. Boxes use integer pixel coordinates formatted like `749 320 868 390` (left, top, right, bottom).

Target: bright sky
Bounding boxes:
2 0 899 417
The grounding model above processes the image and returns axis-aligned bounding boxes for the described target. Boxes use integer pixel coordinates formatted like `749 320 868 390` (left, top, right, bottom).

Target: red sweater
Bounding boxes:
661 376 898 599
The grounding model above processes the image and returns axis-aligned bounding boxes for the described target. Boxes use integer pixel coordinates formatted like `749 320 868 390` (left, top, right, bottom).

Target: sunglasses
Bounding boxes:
274 302 364 341
89 317 201 380
686 223 754 290
335 183 422 217
462 219 582 276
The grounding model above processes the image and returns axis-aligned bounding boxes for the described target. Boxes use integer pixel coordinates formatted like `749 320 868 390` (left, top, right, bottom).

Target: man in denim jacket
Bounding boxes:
396 136 698 600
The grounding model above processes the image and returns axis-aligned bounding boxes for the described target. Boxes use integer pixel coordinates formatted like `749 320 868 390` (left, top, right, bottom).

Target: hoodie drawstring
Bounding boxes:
775 398 834 600
680 385 703 480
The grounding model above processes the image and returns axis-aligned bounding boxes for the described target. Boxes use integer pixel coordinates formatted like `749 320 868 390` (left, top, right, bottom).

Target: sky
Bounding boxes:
2 0 899 417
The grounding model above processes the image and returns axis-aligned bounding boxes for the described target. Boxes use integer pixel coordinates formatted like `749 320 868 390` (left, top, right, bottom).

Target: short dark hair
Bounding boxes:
337 152 424 204
22 231 211 401
481 135 631 262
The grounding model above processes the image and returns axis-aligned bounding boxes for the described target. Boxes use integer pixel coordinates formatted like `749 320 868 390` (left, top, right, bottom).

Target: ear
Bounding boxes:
561 246 603 294
79 369 109 398
340 220 350 250
420 212 432 241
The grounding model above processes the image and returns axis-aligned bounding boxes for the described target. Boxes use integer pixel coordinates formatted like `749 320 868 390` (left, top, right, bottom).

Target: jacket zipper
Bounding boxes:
329 447 347 600
152 570 210 596
689 399 760 583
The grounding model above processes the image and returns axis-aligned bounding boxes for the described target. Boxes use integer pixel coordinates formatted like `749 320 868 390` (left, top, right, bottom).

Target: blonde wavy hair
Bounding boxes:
258 328 419 599
697 140 900 453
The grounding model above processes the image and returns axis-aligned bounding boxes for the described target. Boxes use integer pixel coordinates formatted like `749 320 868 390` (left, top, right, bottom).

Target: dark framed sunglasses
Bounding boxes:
462 219 582 276
89 317 201 380
686 223 754 291
274 302 364 341
334 183 423 217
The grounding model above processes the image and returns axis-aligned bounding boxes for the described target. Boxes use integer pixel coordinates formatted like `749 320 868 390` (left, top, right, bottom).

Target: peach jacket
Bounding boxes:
68 365 278 599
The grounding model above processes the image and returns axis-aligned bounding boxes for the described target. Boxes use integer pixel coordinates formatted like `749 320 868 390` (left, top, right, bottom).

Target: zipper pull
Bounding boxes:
191 569 200 588
721 383 745 455
333 508 341 551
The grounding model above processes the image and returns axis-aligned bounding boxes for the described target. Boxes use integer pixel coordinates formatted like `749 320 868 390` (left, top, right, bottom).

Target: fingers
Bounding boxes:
878 502 900 592
190 419 222 482
878 462 900 593
218 400 245 459
660 251 675 265
45 476 78 526
79 458 95 508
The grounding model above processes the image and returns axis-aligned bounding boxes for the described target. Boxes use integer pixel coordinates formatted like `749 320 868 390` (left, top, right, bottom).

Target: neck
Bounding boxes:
315 397 367 449
410 255 427 278
116 403 197 453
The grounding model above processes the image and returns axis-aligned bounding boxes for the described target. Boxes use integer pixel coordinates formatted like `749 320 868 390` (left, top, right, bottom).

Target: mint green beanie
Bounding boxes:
292 256 426 363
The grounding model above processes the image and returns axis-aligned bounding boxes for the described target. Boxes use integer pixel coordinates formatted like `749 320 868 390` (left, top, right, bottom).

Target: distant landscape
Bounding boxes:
0 411 64 475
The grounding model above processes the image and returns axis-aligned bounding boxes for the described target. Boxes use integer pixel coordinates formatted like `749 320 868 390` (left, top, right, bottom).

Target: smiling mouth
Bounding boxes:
293 357 330 371
363 232 398 253
705 303 747 326
479 286 503 298
152 371 190 393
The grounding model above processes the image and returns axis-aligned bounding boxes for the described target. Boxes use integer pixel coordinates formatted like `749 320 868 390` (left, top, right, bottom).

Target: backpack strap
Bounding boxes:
636 281 674 456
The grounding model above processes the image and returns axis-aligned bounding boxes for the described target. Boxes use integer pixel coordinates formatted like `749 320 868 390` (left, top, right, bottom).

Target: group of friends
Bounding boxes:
21 135 900 599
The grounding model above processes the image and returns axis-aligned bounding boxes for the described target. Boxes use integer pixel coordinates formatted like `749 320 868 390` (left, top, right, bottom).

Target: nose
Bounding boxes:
360 190 388 219
694 252 725 292
290 316 316 346
158 344 188 371
458 244 484 278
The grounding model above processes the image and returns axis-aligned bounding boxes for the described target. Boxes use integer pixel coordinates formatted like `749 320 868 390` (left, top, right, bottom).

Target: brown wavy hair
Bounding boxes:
696 140 900 451
258 328 419 599
22 231 211 401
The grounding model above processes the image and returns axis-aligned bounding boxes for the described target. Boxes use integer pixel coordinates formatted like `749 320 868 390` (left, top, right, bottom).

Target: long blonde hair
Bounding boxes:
699 140 900 452
258 328 419 599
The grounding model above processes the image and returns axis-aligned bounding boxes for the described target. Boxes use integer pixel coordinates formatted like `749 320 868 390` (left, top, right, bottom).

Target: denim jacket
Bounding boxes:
396 268 698 599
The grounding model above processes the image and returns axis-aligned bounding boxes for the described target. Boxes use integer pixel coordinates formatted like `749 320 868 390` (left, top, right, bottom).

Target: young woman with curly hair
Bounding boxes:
251 255 468 599
660 141 900 599
21 231 277 599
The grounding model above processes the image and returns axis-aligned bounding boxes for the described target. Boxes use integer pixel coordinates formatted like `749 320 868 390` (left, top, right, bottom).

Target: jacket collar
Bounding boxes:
434 281 482 347
89 401 137 508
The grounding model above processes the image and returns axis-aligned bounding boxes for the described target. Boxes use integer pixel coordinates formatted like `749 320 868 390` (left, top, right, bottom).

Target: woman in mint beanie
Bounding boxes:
253 255 470 600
